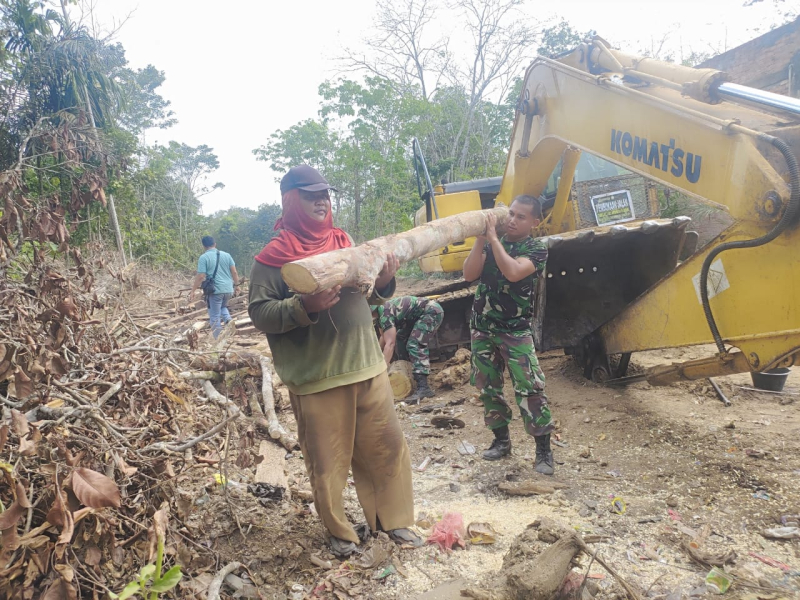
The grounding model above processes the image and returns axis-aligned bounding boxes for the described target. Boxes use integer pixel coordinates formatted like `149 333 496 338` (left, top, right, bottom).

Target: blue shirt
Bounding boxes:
197 249 236 294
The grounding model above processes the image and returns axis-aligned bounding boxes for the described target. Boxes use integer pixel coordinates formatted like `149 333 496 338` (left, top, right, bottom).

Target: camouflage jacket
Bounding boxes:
471 235 548 333
377 296 430 333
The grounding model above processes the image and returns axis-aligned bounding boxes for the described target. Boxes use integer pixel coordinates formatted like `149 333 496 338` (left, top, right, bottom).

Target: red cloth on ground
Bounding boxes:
254 189 350 268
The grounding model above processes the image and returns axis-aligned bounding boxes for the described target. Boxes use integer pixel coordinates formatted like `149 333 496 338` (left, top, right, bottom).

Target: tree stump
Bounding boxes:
388 360 414 400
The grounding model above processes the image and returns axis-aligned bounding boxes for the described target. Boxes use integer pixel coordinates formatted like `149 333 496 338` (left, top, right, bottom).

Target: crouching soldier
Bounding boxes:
374 296 443 403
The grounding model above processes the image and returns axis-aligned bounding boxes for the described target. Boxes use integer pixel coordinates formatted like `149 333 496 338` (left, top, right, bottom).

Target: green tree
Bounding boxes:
537 19 587 58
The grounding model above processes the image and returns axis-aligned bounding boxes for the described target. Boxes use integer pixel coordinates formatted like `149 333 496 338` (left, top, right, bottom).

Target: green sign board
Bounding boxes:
591 190 635 226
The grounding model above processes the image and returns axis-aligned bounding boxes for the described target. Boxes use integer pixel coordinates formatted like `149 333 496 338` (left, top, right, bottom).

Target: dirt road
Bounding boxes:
179 341 800 599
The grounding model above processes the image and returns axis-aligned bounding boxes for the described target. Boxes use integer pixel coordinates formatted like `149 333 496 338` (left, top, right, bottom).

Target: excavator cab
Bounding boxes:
412 138 697 379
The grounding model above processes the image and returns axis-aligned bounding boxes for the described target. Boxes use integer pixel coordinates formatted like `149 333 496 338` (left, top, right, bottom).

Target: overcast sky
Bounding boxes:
90 0 799 215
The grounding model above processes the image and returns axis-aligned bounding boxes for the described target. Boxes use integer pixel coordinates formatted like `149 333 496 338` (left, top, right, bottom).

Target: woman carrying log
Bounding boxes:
248 165 421 558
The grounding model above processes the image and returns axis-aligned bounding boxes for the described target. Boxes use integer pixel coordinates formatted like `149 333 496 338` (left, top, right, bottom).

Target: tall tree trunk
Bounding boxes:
80 78 127 267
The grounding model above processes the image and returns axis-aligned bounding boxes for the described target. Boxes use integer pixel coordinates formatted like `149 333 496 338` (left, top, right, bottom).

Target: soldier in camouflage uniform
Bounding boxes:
462 194 556 474
374 296 444 403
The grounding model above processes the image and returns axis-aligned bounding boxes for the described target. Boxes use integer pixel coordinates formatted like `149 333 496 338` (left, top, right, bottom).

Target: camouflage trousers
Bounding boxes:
396 302 444 375
470 328 554 437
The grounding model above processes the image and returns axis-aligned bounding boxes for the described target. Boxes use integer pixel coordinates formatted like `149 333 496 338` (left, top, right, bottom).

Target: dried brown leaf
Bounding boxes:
0 498 26 530
153 505 169 541
0 359 12 381
40 577 77 600
46 483 68 525
19 437 36 456
12 367 33 399
0 424 8 452
84 545 101 566
16 480 30 509
54 563 74 582
70 468 120 509
114 454 137 477
47 355 69 376
10 409 29 437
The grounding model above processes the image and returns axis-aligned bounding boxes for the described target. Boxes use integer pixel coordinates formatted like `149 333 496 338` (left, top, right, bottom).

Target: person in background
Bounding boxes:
190 236 240 339
248 165 421 557
462 195 556 474
373 296 443 403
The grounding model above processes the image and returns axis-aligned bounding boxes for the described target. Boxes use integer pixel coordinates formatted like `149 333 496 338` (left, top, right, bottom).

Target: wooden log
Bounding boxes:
172 321 206 344
254 440 290 499
388 360 414 400
444 347 471 367
433 363 471 388
281 205 509 294
505 534 582 600
189 351 261 372
498 481 569 496
178 367 254 382
259 357 299 451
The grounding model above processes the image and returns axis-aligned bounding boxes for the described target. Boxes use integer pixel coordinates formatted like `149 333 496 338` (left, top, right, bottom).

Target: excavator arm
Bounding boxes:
501 38 800 383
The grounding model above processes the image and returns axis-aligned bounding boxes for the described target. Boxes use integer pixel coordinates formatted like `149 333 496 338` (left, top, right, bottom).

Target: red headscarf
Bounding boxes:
254 189 351 267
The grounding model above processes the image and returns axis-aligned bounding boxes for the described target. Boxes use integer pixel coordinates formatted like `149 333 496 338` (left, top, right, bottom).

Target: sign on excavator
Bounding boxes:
591 190 635 225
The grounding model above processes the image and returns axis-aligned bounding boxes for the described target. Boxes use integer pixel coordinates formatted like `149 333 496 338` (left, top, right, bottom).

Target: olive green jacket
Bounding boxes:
248 262 395 395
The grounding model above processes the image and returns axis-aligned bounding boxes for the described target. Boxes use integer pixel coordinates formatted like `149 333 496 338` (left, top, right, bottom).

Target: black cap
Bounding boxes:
280 165 337 194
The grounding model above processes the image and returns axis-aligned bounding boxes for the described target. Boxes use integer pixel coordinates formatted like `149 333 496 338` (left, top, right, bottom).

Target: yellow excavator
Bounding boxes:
413 36 800 385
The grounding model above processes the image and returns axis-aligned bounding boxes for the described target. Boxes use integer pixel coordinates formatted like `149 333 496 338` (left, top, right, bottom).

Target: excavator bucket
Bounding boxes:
533 217 693 352
426 216 694 360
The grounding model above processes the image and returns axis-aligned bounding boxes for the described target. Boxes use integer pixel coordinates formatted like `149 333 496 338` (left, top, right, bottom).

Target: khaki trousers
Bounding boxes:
289 371 414 544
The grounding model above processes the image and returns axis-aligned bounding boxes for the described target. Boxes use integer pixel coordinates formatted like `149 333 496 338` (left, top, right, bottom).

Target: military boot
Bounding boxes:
407 373 435 404
482 425 512 461
534 434 555 475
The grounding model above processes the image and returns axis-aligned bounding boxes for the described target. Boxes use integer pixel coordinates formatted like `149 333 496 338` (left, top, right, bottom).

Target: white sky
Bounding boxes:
90 0 799 215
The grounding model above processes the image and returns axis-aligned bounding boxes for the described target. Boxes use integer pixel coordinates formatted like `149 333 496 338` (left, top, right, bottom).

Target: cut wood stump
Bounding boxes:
498 481 569 496
388 360 414 400
505 533 581 600
254 440 290 499
434 363 471 388
282 205 509 294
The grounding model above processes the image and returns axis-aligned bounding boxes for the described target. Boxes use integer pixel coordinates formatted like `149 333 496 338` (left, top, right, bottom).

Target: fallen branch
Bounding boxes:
259 356 299 451
207 561 243 600
178 367 254 382
108 346 210 357
139 409 240 454
98 381 123 406
577 537 642 600
189 350 261 372
282 205 508 294
498 481 568 496
201 380 238 413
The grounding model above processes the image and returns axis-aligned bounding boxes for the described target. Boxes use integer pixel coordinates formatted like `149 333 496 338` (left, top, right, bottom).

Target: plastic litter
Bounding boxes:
761 527 800 540
748 551 791 572
426 511 466 551
248 482 284 504
752 490 770 500
457 440 476 455
467 522 497 545
705 567 732 594
611 496 626 514
372 565 396 580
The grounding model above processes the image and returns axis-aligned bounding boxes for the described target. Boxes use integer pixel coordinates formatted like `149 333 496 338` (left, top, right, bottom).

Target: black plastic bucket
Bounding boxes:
750 367 791 392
